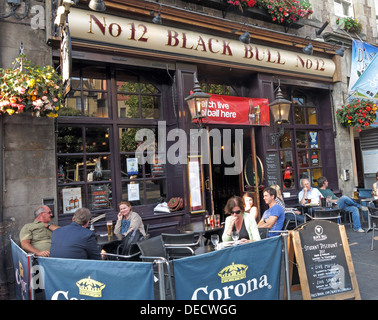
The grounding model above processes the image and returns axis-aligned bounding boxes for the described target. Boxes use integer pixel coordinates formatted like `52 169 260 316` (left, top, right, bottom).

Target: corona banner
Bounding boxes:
173 236 282 300
11 239 32 300
38 257 154 300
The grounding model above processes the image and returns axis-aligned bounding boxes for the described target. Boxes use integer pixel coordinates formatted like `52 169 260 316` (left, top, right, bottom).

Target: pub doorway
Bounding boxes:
208 127 255 222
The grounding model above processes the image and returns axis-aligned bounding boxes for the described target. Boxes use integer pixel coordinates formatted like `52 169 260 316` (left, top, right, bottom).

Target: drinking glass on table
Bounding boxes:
106 220 113 237
232 230 239 243
211 234 219 249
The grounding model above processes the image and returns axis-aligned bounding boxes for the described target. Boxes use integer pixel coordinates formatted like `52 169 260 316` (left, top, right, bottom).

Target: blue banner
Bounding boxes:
38 257 154 300
348 40 378 99
11 239 31 300
351 53 378 100
173 236 282 300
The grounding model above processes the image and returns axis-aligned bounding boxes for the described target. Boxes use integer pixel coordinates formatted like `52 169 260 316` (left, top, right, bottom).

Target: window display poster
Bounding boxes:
127 158 139 175
128 183 140 202
62 187 82 214
309 131 318 148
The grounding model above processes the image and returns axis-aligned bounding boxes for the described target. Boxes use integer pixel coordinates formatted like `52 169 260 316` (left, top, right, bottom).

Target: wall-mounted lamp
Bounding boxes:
239 26 250 44
302 36 313 55
269 81 292 145
328 41 345 57
151 3 162 24
88 0 106 12
185 76 211 127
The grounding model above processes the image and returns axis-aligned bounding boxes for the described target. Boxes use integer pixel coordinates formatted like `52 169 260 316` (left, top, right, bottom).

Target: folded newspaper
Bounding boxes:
154 202 170 214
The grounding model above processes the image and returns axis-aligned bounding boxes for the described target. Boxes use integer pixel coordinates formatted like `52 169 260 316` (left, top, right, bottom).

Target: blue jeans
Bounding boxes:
337 196 362 230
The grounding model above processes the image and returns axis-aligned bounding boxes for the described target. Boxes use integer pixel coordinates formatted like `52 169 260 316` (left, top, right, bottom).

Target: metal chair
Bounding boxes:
161 233 199 259
137 235 175 299
308 208 341 223
368 206 378 250
258 228 270 239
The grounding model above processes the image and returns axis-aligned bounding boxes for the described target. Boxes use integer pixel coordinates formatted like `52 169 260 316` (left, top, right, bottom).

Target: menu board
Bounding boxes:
265 153 280 186
292 220 360 300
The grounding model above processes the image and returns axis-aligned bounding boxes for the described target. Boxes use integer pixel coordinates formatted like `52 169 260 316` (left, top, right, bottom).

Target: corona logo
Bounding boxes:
76 276 105 298
18 261 24 278
218 262 248 283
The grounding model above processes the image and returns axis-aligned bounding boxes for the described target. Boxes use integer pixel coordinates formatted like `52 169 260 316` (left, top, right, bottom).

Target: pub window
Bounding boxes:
334 0 354 18
119 126 166 206
116 70 161 119
278 88 323 189
200 82 237 95
57 125 112 214
56 64 167 215
60 66 109 118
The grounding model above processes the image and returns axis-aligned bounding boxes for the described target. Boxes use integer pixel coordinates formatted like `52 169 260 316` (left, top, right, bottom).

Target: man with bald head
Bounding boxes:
19 205 60 257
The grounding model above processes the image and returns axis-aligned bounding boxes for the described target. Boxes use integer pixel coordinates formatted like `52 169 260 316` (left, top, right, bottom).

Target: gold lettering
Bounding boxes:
166 30 179 47
181 32 194 49
194 36 207 52
208 38 220 54
255 47 265 61
266 49 276 63
221 40 232 56
88 14 106 35
108 23 122 37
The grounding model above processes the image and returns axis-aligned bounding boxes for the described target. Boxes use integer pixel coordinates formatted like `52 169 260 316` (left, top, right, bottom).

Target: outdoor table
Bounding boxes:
96 233 123 250
178 221 223 246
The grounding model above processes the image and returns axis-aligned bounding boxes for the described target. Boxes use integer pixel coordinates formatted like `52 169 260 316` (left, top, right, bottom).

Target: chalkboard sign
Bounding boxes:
291 220 360 300
265 153 280 186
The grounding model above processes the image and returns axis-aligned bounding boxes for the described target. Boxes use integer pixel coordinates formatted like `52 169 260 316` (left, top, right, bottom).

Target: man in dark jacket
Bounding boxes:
50 207 101 260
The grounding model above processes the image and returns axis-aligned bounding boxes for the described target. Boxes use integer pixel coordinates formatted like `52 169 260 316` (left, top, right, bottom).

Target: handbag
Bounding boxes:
167 197 183 212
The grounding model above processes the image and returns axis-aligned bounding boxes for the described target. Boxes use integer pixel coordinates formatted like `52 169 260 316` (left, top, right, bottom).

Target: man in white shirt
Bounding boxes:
298 178 322 205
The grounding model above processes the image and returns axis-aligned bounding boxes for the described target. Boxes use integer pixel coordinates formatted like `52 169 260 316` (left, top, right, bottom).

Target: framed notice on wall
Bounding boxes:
62 187 82 214
187 156 205 214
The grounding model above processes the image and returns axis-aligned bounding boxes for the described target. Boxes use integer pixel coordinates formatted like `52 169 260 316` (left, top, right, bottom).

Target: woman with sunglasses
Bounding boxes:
222 196 261 242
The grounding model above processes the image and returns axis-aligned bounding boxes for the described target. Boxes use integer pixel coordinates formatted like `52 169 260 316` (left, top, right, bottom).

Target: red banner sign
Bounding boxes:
197 94 270 126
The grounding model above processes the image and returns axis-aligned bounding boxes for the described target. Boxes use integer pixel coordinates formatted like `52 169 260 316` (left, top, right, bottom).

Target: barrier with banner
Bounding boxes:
38 257 154 300
10 239 32 300
173 236 282 300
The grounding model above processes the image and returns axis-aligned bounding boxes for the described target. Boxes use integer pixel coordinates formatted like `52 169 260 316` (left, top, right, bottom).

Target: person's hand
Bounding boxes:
36 250 50 257
117 212 123 220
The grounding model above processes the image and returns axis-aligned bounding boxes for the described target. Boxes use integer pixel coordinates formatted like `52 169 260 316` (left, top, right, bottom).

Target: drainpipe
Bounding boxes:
0 114 8 300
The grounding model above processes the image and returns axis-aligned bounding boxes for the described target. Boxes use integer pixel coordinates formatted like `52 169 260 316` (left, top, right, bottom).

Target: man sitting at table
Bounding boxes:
298 178 323 206
317 176 364 233
257 187 285 237
50 208 101 259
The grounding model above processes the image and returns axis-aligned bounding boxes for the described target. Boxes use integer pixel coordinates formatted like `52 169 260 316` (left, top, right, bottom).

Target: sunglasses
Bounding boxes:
231 210 241 215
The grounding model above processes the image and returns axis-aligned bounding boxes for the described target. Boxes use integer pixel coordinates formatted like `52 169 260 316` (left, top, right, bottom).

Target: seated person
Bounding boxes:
373 172 378 199
317 176 364 233
270 184 305 226
298 178 323 205
50 208 101 259
222 196 260 242
257 187 285 237
242 192 258 220
114 201 146 237
19 205 59 257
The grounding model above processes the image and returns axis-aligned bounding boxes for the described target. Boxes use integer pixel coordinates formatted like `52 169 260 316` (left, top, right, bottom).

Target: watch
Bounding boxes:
46 223 52 229
263 218 267 223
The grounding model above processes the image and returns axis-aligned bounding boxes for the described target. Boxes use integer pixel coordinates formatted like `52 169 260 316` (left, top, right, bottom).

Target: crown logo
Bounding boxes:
76 276 105 298
18 261 24 278
218 262 248 283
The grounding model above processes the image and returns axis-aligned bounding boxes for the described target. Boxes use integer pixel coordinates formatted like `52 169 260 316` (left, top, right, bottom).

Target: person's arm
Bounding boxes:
114 219 122 235
20 239 50 257
222 217 233 242
257 215 278 229
250 206 258 221
246 215 261 241
86 233 101 260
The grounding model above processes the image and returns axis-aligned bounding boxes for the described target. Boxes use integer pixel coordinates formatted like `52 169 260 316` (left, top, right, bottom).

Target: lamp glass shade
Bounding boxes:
185 79 211 121
269 87 291 123
186 96 210 120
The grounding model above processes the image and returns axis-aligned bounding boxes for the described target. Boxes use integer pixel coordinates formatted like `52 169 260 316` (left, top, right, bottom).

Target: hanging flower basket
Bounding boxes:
336 100 377 131
226 0 312 24
336 17 362 34
0 55 63 118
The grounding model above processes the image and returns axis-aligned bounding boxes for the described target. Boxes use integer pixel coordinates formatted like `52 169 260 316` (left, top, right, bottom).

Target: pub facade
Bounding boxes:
50 0 344 233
